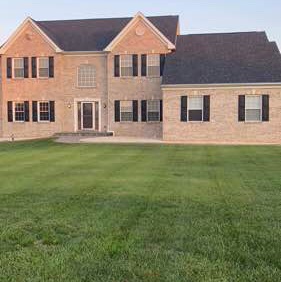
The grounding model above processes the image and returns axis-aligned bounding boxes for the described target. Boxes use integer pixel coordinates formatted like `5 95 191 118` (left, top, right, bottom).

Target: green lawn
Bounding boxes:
0 139 280 282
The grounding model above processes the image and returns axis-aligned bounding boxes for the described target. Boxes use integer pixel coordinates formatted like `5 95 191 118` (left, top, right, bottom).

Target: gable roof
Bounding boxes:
35 15 179 52
0 17 62 54
162 32 281 85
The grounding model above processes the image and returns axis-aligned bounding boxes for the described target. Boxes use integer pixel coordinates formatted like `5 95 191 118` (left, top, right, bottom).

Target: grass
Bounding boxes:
0 138 280 282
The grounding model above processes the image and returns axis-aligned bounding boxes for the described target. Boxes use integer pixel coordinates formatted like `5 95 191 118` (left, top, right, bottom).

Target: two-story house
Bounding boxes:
1 12 281 143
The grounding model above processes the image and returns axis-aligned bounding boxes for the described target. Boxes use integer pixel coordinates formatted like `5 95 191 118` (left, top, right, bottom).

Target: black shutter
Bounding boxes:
114 55 120 77
160 54 166 76
141 100 147 122
133 100 138 122
141 54 147 76
24 101 29 122
49 101 55 122
24 57 29 78
160 99 163 122
114 100 120 122
262 95 269 122
32 57 37 78
181 96 188 122
49 57 54 78
32 101 38 122
203 95 210 122
7 58 12 79
133 54 138 77
7 101 13 122
238 95 245 122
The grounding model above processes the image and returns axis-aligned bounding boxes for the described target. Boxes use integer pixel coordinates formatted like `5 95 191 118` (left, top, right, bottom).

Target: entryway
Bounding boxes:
75 99 101 131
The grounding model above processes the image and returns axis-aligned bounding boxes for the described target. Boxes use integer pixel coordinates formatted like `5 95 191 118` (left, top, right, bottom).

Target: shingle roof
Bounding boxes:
162 32 281 85
35 15 179 51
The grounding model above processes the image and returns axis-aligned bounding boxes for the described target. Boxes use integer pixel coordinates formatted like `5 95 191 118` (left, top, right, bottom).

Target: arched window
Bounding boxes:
77 64 96 87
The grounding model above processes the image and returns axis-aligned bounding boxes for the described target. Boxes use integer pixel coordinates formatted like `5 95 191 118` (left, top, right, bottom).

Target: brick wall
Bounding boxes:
163 87 281 143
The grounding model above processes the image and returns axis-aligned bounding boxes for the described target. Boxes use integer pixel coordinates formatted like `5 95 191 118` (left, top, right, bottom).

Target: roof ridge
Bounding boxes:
35 15 179 23
178 31 266 37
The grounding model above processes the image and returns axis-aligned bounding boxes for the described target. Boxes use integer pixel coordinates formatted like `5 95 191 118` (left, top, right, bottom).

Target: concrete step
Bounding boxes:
54 131 114 138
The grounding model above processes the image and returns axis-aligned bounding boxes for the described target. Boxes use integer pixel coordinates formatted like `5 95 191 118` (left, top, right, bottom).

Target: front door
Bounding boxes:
82 102 94 129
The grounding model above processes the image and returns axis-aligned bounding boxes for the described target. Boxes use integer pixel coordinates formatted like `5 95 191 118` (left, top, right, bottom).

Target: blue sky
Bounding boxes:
0 0 280 48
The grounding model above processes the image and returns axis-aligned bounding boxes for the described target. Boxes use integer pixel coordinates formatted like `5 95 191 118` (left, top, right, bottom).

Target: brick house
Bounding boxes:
0 12 281 143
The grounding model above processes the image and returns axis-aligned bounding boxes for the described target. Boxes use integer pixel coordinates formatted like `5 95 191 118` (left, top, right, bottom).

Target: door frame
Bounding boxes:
74 98 101 132
81 102 95 130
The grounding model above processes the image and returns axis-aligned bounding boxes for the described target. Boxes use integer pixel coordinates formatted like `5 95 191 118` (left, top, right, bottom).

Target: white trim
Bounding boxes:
76 64 97 88
104 12 176 51
37 57 49 79
147 99 161 122
13 101 26 123
0 17 63 54
245 95 262 122
120 54 133 78
162 83 281 90
74 98 101 132
187 95 203 122
12 57 24 79
37 101 50 122
147 54 160 78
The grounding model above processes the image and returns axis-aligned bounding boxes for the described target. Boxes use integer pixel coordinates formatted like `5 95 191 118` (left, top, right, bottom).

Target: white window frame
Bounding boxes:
245 95 262 122
147 54 160 77
38 101 50 122
77 64 96 88
13 101 25 122
13 58 24 79
188 95 203 122
37 57 49 79
147 99 161 122
120 54 133 77
120 100 133 122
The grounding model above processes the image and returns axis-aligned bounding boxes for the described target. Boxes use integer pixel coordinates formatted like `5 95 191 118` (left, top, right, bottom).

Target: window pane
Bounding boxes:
246 96 261 109
120 55 133 77
189 96 202 110
14 58 24 78
147 54 160 77
78 65 96 87
38 58 49 78
120 100 133 121
189 110 202 121
39 102 50 121
147 100 160 121
246 109 261 121
14 102 25 121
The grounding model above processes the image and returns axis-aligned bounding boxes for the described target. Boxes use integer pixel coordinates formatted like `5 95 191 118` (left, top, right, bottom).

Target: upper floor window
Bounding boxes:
147 54 160 77
245 95 262 122
13 58 24 78
14 102 25 121
77 65 96 87
120 55 133 77
38 57 49 78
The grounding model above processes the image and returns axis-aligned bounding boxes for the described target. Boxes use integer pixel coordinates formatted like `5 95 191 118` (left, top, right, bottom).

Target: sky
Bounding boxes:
0 0 280 48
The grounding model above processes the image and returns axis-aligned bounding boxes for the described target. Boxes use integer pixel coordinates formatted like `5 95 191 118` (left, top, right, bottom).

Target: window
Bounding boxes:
188 96 203 121
120 55 133 77
38 57 49 78
14 102 25 121
120 100 133 121
147 100 160 121
245 95 262 121
147 54 160 77
78 65 96 87
38 101 50 121
13 58 24 78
